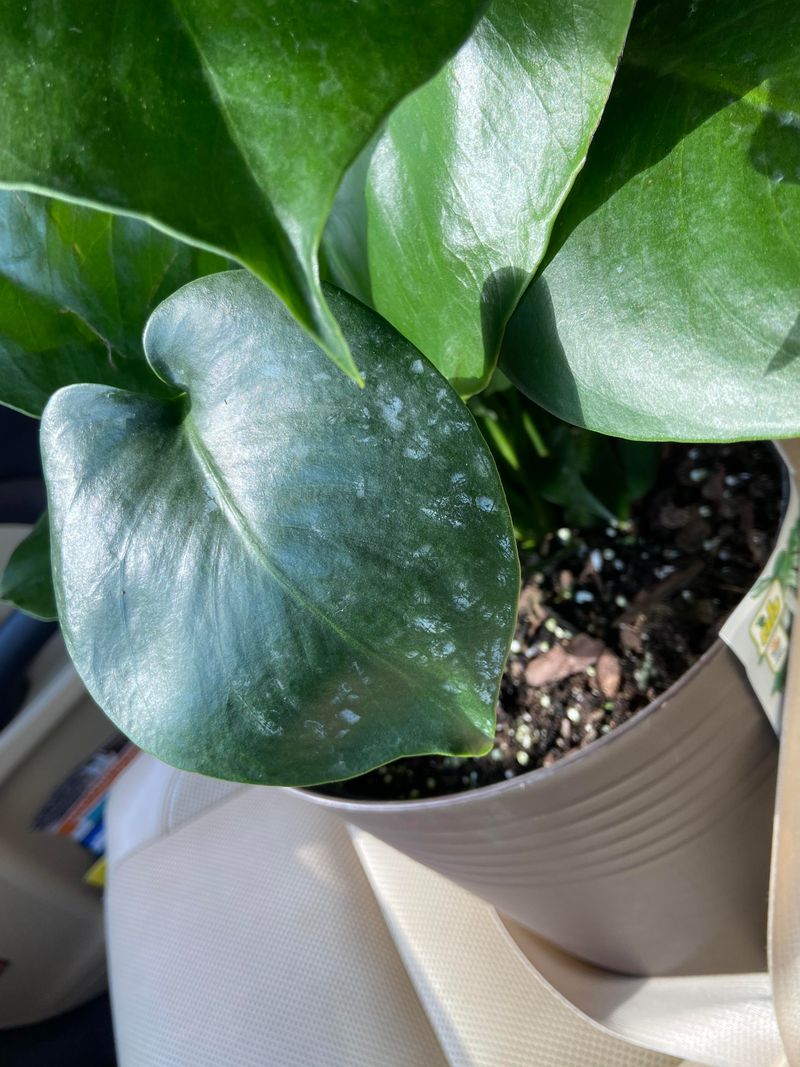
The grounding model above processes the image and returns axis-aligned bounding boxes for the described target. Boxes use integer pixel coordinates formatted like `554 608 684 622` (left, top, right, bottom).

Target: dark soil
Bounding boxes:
318 442 784 802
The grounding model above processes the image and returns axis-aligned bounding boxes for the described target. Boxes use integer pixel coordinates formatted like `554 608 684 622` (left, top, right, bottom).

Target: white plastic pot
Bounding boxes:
297 450 791 978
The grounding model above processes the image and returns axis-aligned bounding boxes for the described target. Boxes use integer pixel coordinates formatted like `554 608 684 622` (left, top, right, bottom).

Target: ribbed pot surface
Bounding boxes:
298 640 777 976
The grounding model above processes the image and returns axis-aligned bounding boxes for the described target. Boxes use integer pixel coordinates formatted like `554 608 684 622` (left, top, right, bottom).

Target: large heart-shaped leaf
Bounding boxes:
42 272 518 785
501 0 800 441
0 514 56 621
0 190 226 417
323 0 635 395
0 1 485 381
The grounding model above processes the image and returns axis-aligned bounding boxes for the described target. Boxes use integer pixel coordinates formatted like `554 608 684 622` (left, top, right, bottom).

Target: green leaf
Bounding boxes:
0 513 57 621
471 382 659 545
41 272 519 786
501 0 800 441
323 0 635 395
0 190 227 416
0 1 486 382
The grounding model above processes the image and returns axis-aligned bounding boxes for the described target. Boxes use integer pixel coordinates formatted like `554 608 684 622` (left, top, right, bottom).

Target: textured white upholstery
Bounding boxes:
105 755 242 869
104 756 697 1067
106 758 447 1067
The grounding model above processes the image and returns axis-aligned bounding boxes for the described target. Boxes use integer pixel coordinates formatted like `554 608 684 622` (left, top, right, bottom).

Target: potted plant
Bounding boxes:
0 0 797 976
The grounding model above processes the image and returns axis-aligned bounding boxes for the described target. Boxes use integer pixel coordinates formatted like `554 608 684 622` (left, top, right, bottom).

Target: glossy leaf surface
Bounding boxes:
0 190 226 416
324 0 635 394
0 1 484 380
0 513 56 620
502 0 800 441
42 272 518 785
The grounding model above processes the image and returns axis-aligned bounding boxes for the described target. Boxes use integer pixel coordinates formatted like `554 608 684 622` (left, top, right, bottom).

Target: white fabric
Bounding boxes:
105 756 241 869
106 761 701 1066
354 828 783 1067
107 782 449 1067
351 830 684 1067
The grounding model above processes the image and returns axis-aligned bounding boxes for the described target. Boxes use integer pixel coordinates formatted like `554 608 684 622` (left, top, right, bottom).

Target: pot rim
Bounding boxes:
297 443 791 814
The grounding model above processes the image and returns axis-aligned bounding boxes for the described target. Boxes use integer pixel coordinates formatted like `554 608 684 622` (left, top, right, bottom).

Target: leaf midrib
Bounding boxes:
180 409 472 724
168 0 275 225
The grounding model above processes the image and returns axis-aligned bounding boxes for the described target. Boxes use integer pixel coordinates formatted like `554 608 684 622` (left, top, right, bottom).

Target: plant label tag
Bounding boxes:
721 450 799 735
765 623 789 676
749 579 784 658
